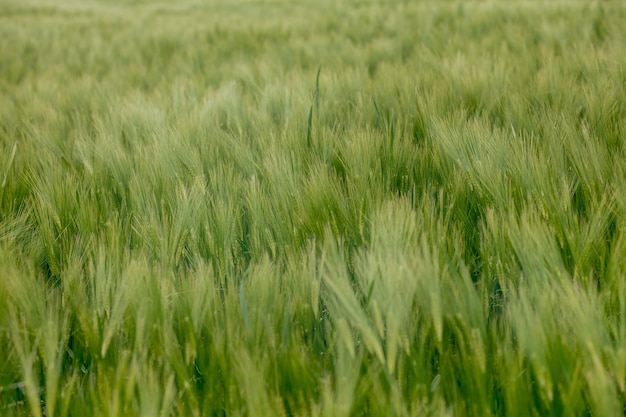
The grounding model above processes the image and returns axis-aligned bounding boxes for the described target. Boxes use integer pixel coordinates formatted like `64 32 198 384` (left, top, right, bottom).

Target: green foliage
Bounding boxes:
1 0 626 415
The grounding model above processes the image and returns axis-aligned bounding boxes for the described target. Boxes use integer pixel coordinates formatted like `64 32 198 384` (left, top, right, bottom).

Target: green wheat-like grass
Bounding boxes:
1 0 625 416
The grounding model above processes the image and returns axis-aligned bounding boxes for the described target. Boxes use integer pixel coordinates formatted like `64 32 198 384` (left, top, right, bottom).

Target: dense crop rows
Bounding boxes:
1 1 626 415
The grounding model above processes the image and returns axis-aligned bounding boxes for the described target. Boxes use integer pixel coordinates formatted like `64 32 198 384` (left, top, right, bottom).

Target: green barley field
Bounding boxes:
1 0 626 415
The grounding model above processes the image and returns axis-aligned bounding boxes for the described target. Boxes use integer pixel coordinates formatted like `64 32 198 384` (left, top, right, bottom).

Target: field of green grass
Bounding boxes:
1 0 626 415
